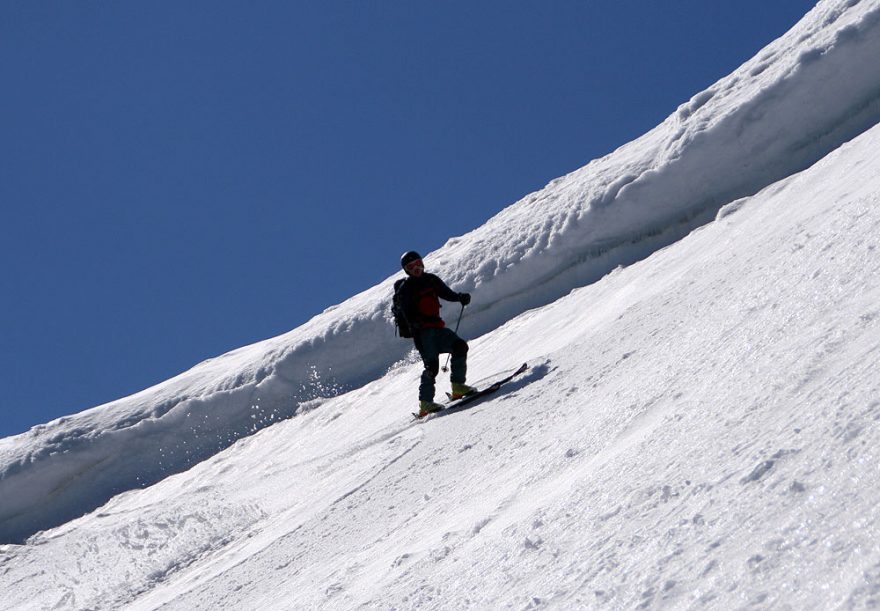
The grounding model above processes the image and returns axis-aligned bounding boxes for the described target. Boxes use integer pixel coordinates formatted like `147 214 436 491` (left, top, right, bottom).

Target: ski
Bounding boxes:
412 363 529 420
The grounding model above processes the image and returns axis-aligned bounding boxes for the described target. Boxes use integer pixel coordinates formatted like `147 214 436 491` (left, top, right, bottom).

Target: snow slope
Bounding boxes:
3 0 880 545
3 99 880 610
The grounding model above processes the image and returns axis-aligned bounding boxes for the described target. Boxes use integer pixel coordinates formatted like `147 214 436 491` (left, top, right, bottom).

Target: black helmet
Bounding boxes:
400 250 422 270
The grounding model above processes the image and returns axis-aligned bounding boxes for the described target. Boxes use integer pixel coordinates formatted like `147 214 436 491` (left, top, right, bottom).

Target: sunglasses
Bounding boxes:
405 259 424 272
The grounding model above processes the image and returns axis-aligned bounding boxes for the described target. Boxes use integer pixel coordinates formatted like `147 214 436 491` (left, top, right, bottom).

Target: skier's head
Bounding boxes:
400 251 424 276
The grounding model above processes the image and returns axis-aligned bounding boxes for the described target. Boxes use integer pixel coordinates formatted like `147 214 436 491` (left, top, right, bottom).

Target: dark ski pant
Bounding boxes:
414 327 468 402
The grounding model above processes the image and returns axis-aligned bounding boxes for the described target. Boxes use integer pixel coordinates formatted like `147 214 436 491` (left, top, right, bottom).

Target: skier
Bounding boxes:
396 251 476 417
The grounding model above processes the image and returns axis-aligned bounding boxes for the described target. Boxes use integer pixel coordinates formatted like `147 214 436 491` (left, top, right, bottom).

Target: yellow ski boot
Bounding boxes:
417 400 445 418
450 383 478 400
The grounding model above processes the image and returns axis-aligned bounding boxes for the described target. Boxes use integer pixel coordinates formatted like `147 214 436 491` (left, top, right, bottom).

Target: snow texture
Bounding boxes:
2 0 880 607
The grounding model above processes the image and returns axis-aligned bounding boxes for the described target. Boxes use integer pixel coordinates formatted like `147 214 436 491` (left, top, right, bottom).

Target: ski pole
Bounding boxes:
442 303 466 372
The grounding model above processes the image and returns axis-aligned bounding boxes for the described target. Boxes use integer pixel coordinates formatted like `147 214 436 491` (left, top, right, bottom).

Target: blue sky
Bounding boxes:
0 1 817 438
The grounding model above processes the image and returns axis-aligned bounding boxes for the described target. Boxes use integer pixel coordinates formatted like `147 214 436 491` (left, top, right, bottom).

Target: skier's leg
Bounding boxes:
433 328 473 398
449 336 468 385
434 328 469 384
420 357 439 401
417 330 440 402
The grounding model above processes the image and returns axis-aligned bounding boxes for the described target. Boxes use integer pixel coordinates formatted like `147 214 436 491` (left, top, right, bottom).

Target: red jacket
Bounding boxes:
397 273 462 331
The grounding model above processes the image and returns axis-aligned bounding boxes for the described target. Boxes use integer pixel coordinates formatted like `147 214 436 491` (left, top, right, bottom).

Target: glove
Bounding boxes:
458 292 471 306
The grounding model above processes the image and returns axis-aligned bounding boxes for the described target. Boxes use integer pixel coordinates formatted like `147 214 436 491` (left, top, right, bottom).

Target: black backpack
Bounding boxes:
391 278 413 338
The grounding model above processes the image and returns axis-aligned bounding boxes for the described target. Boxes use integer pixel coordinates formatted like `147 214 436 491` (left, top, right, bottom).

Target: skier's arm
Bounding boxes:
432 275 468 304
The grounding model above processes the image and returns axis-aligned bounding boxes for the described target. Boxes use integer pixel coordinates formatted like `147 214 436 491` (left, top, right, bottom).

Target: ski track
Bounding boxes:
31 125 872 608
5 123 880 609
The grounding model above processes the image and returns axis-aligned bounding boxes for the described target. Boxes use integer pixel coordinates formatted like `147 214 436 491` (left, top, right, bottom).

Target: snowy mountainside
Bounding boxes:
3 108 880 610
3 0 880 545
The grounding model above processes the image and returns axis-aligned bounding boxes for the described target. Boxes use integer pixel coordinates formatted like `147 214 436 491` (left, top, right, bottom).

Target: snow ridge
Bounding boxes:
5 118 879 609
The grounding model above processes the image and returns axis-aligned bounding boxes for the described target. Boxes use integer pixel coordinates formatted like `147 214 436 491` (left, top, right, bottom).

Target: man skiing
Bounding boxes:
396 251 476 417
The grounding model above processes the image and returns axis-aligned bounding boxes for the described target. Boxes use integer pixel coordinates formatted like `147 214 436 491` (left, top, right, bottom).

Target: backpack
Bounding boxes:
391 278 413 338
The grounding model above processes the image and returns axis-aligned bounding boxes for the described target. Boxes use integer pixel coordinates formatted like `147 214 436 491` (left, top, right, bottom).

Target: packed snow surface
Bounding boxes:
2 0 880 607
5 105 880 611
